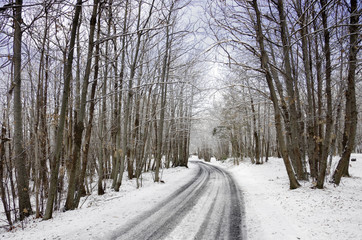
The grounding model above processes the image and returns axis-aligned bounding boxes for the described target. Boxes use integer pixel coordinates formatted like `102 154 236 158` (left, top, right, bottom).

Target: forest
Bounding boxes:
202 0 361 190
0 0 361 230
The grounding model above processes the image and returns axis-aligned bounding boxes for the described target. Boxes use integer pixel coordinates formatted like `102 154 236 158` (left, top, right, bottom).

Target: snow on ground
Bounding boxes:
210 153 362 240
2 154 362 240
0 165 199 240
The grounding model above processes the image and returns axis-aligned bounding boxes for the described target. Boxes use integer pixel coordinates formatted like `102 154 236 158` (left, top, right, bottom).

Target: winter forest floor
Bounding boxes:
1 154 362 240
212 153 362 240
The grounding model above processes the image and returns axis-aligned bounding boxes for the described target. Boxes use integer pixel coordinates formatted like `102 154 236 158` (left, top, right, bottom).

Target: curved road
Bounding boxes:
110 161 245 240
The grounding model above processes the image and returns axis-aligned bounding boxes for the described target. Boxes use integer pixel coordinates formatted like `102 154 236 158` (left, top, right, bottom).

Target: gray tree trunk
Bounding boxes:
332 0 359 185
44 0 82 220
64 0 98 211
276 0 305 180
0 125 12 225
13 0 33 220
155 21 172 181
111 0 127 189
74 5 102 207
316 0 334 188
251 0 300 189
295 0 316 179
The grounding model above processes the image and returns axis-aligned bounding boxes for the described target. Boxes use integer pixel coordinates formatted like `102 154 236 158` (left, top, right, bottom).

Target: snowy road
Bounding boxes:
110 161 245 240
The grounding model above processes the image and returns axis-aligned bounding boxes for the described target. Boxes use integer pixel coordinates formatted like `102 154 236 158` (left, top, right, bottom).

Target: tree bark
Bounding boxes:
0 125 12 225
64 0 98 211
251 0 300 189
316 0 334 189
99 0 113 195
112 0 127 189
115 0 156 189
155 14 172 181
74 5 102 207
295 0 316 179
276 0 305 180
13 0 33 220
332 0 359 185
44 0 82 220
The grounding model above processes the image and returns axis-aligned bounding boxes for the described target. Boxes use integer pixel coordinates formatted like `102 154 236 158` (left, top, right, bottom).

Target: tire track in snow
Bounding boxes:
109 161 245 240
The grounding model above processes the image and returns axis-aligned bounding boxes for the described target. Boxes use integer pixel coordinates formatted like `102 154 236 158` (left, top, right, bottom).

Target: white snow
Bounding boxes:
0 165 199 240
210 153 362 240
1 154 362 239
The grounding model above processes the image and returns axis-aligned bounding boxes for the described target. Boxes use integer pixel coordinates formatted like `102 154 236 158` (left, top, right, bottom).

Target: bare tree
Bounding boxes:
316 0 334 189
333 0 360 185
13 0 33 219
64 0 99 211
44 0 83 220
155 0 175 182
251 0 300 189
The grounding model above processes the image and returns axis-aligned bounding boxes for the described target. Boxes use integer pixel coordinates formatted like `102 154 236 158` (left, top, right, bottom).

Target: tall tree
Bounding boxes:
114 0 156 191
317 0 334 189
276 0 305 180
155 0 174 182
65 0 99 211
13 0 32 220
251 0 300 189
294 0 317 180
74 3 102 208
44 0 83 220
333 0 360 185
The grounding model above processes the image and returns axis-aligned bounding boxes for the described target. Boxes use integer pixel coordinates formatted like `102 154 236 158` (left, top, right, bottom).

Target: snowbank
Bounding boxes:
0 165 198 240
211 154 362 240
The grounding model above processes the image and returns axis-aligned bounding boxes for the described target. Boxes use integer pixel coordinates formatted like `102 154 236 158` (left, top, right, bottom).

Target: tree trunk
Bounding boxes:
44 0 82 220
250 96 260 164
99 0 114 195
74 5 101 207
115 0 156 189
0 125 12 225
332 0 359 185
317 0 334 189
251 0 300 189
276 0 305 180
13 0 33 220
64 0 98 211
111 0 127 189
295 0 316 179
155 21 172 181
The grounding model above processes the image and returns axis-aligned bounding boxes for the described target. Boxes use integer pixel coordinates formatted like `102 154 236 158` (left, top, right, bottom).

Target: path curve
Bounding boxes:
110 161 245 240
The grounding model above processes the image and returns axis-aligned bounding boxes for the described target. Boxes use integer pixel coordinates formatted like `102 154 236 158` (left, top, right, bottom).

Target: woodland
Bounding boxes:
0 0 361 230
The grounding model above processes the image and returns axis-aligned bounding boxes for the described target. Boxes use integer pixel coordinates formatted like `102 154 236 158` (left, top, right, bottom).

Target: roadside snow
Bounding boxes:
210 153 362 240
0 165 198 240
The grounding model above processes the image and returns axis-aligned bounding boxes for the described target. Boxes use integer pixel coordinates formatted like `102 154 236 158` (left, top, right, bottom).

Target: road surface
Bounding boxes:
110 161 245 240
